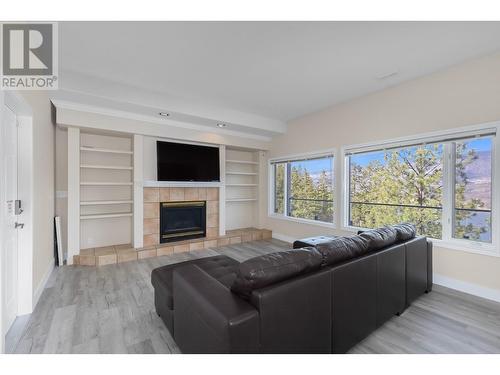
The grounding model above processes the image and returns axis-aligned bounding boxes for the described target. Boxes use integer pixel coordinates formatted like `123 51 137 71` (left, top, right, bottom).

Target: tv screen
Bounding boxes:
156 141 220 182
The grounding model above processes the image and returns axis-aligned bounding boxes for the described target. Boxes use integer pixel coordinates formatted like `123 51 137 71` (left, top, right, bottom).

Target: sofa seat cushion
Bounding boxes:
151 255 239 309
314 235 370 267
231 247 323 298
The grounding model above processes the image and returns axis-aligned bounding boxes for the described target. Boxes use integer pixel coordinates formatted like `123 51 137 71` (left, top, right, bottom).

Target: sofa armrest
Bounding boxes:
172 265 260 353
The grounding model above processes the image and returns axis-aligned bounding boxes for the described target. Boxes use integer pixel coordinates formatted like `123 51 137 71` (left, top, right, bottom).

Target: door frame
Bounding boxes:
0 91 33 353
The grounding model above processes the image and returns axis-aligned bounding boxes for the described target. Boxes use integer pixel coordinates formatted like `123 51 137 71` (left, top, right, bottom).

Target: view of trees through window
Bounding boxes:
274 163 285 214
273 156 334 223
454 138 492 242
348 137 492 242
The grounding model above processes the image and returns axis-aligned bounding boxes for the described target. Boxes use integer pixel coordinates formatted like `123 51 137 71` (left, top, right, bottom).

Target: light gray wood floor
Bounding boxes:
7 239 500 354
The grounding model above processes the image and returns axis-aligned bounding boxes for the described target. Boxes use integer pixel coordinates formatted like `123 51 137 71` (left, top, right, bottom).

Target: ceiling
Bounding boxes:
58 21 500 134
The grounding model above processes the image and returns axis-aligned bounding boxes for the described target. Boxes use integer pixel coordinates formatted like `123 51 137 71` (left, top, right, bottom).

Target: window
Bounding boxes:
348 143 444 239
453 138 492 242
345 131 495 246
271 154 334 224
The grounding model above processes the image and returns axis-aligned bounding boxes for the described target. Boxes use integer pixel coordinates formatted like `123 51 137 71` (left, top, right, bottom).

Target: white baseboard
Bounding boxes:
433 273 500 303
272 232 295 244
33 259 55 309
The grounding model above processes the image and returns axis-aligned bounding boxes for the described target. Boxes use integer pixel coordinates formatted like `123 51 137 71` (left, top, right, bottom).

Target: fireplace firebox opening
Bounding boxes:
160 201 207 243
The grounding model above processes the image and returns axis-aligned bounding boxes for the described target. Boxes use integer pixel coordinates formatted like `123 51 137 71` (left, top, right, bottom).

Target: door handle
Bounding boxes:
15 200 23 215
15 222 24 229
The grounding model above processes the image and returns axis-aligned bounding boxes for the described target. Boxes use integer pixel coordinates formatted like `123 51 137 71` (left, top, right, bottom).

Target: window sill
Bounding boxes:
268 213 336 229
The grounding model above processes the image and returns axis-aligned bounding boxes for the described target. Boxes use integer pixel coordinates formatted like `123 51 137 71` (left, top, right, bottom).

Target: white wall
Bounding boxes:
261 51 500 295
20 91 55 301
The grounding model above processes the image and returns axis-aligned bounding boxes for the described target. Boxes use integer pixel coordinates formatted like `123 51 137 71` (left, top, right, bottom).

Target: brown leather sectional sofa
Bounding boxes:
151 224 433 353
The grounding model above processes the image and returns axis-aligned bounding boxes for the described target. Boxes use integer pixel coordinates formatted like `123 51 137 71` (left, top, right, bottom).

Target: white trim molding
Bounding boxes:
67 127 80 265
143 181 222 188
16 114 34 316
219 145 226 236
133 135 144 249
433 273 500 303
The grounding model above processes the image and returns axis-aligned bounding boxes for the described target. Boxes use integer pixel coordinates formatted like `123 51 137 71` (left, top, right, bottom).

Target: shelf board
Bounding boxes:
226 183 258 187
226 172 258 176
80 182 133 186
80 213 133 220
226 198 258 202
80 200 133 206
81 164 133 170
80 146 133 155
226 159 259 165
143 180 222 188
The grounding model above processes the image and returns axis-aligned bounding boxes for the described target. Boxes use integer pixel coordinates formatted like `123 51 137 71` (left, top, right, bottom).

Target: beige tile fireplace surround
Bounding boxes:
143 187 219 246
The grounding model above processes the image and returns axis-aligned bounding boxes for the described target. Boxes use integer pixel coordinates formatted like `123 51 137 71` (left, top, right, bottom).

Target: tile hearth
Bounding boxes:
74 228 272 266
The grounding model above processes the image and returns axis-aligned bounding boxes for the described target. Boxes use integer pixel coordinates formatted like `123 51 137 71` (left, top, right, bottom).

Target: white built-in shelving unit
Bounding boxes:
79 133 134 249
225 148 260 229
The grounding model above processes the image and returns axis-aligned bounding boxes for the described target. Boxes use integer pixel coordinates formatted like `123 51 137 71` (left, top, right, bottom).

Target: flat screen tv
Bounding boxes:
156 141 220 182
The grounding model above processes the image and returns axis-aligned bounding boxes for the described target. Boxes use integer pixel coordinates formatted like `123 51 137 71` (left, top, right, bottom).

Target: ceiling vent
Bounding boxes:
376 71 399 80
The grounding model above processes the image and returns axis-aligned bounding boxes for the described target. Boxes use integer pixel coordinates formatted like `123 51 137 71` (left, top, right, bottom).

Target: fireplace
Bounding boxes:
160 201 206 243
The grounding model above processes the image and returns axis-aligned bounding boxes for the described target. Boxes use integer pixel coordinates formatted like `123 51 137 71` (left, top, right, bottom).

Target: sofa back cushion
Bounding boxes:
315 236 369 267
359 226 397 251
231 248 323 298
313 225 412 268
392 223 417 241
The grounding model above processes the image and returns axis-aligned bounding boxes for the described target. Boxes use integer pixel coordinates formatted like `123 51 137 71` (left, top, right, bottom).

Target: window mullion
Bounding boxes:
492 135 499 248
331 155 335 225
442 142 454 241
345 155 351 228
284 163 289 216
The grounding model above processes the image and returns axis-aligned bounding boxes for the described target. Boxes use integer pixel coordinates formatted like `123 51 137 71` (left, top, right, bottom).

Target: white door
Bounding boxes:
2 105 19 333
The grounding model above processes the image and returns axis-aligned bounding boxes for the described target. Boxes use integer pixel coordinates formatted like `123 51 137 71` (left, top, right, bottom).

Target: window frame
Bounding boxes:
268 149 337 228
341 123 500 257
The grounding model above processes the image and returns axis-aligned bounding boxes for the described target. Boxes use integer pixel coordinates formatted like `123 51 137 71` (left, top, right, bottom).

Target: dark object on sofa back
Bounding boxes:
152 224 432 353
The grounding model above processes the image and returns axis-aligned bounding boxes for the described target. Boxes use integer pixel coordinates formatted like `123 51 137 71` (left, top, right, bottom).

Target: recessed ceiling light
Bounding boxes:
217 123 227 128
159 112 170 117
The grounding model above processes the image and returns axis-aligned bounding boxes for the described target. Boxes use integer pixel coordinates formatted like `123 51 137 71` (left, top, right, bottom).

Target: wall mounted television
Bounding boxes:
156 141 220 182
